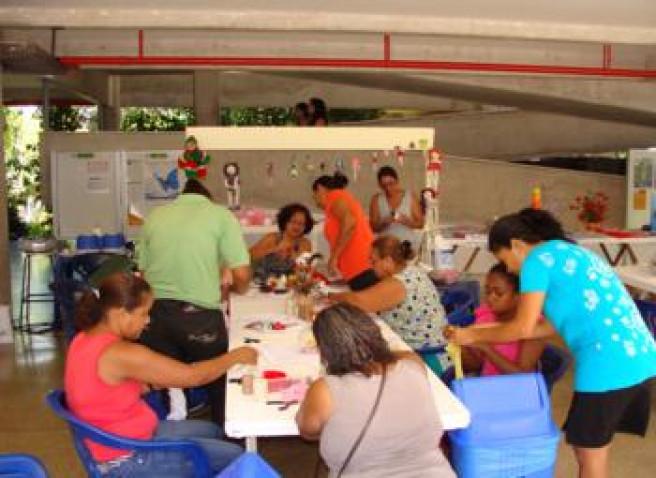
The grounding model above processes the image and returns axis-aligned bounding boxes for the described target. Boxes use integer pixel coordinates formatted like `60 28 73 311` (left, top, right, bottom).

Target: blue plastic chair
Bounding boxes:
0 454 49 477
45 390 213 478
445 300 475 326
215 452 280 478
538 344 571 394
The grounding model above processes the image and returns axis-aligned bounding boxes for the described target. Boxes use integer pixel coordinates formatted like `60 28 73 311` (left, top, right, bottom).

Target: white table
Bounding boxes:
438 233 656 273
615 265 656 294
224 289 471 451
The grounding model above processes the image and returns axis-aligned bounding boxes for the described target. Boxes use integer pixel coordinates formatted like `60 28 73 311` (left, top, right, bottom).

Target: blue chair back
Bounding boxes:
0 454 48 478
539 345 571 393
216 452 280 478
45 390 213 478
445 300 475 326
440 286 476 326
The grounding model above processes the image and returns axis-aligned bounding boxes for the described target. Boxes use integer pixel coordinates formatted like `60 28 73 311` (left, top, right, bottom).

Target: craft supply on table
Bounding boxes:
241 374 254 395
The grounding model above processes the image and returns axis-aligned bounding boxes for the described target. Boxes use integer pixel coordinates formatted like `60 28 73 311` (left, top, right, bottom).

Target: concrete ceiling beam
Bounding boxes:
271 71 656 127
1 1 656 45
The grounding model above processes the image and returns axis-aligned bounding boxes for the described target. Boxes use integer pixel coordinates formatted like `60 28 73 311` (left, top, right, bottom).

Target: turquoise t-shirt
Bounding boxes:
521 240 656 392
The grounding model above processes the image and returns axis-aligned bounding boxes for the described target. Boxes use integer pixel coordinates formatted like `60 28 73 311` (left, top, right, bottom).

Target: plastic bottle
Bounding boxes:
531 186 542 210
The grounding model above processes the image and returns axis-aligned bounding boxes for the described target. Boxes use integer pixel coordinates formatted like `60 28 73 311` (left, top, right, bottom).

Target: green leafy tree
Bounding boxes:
48 106 83 131
220 107 292 126
121 107 195 131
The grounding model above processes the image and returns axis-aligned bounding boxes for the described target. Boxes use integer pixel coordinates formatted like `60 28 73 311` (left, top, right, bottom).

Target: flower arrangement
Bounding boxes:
569 192 609 225
18 196 52 239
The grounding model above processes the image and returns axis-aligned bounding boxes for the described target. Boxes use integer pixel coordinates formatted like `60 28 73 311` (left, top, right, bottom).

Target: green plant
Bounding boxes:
121 107 195 131
18 197 52 239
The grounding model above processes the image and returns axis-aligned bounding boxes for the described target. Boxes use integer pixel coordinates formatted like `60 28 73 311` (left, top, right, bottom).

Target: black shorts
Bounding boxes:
563 378 654 448
347 268 379 291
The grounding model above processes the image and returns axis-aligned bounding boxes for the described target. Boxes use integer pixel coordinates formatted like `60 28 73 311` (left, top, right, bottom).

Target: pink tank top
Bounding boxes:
474 305 521 376
65 332 158 462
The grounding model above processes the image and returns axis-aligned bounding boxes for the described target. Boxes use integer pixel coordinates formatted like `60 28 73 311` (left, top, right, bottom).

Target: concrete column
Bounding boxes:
193 71 220 125
0 65 14 342
99 75 121 131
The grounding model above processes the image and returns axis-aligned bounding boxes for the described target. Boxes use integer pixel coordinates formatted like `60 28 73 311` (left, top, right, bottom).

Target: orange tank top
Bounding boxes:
65 332 158 462
324 189 374 280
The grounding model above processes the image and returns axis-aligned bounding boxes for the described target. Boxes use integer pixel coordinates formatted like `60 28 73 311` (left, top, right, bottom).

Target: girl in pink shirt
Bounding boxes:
463 263 545 376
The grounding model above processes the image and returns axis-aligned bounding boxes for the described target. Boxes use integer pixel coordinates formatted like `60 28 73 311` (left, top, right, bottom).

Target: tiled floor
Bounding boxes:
1 245 654 477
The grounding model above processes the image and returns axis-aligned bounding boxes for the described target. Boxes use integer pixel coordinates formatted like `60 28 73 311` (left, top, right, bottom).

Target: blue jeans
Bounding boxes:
101 420 242 477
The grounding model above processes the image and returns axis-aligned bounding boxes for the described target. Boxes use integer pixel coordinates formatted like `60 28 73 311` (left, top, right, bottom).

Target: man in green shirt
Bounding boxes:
138 179 250 425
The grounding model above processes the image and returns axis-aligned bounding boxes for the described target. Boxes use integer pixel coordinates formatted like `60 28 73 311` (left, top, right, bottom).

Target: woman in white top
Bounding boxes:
369 166 424 250
296 303 455 478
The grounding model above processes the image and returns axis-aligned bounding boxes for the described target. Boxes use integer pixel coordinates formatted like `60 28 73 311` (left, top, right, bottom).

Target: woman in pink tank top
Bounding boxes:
64 272 258 476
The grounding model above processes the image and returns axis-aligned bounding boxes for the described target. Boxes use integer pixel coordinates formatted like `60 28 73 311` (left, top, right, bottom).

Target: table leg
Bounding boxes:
245 436 257 452
598 243 614 264
626 245 639 265
600 243 638 267
463 247 481 273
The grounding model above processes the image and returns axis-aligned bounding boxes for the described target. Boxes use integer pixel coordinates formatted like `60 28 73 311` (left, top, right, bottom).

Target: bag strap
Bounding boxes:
336 366 388 478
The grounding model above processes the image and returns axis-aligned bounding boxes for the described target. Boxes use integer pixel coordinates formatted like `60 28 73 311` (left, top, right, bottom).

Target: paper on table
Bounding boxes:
255 343 306 365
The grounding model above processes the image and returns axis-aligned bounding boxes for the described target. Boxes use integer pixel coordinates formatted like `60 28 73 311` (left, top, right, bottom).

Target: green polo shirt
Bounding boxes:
137 194 249 309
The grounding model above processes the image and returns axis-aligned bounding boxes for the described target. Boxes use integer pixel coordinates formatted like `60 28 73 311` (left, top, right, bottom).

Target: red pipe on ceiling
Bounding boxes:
57 32 656 79
57 55 656 78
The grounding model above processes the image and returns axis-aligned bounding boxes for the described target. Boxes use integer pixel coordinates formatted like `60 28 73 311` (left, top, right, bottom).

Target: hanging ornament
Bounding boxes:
289 162 299 179
396 146 405 168
178 135 211 179
427 148 442 171
351 157 361 183
371 152 379 172
266 161 274 187
383 150 390 158
335 157 345 173
409 141 416 150
223 162 241 210
319 161 326 172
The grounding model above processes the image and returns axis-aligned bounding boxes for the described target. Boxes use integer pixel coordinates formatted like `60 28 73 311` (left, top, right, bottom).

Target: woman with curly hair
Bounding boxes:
249 203 314 281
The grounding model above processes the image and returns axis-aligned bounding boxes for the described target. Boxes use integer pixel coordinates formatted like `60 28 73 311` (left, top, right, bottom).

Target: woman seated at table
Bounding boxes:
296 303 455 477
329 235 449 374
369 166 424 250
65 272 258 476
249 203 314 282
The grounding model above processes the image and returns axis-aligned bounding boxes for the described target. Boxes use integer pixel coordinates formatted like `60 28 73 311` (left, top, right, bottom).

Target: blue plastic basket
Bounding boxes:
449 373 560 478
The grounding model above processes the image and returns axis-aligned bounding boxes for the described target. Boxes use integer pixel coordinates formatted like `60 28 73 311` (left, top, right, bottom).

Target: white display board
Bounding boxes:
123 150 183 238
52 151 123 238
51 150 182 239
626 149 656 229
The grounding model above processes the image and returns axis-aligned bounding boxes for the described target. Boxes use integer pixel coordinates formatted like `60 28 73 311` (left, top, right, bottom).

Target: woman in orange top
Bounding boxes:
312 173 378 291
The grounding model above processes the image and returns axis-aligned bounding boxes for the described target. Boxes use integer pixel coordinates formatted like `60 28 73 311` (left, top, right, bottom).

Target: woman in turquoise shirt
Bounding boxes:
446 208 656 478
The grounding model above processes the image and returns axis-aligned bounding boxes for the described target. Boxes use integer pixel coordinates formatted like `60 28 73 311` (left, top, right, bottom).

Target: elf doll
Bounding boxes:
178 136 211 179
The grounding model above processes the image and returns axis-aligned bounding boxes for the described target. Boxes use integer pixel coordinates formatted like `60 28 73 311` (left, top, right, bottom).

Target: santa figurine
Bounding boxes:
223 162 241 210
178 136 211 179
